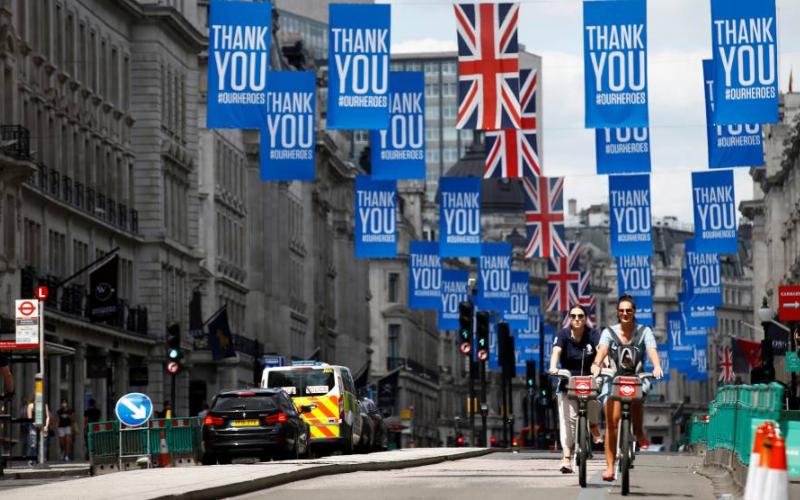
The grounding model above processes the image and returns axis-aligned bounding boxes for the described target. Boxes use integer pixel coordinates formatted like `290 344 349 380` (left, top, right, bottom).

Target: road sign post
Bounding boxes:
115 393 155 469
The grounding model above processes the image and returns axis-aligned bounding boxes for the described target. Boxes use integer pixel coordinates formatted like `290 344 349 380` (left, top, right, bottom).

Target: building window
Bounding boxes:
443 62 456 75
388 324 400 360
48 230 66 278
387 272 399 303
24 218 42 269
424 62 438 76
426 149 439 162
354 130 369 143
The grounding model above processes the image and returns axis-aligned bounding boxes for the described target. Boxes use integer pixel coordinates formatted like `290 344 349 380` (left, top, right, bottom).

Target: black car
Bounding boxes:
201 388 311 464
360 398 388 451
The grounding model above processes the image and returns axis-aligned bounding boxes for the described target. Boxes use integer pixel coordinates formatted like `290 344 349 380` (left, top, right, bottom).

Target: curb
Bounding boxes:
2 467 91 480
151 448 495 500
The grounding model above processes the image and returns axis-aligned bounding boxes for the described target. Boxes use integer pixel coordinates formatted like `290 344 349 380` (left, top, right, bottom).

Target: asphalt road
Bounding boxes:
230 451 718 500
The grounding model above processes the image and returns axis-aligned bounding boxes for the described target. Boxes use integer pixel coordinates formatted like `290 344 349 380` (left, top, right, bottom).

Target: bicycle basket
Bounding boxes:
611 376 642 401
567 376 598 399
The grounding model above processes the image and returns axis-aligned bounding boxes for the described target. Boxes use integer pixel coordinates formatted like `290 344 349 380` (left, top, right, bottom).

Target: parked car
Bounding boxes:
360 398 388 451
200 388 311 464
357 400 374 453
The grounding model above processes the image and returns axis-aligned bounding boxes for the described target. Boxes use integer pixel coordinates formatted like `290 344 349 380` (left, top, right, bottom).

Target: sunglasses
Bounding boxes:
617 309 634 314
569 314 585 319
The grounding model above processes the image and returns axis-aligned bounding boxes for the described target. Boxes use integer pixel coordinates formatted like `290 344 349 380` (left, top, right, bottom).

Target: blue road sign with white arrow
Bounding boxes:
115 392 153 427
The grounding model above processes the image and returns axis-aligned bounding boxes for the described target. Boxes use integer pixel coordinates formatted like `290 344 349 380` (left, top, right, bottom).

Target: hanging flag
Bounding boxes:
684 303 718 330
691 169 737 254
453 2 521 130
370 72 426 180
477 242 512 312
668 311 694 370
546 248 581 313
578 271 597 327
684 239 722 307
439 177 481 257
523 175 566 258
687 342 709 381
438 269 470 330
718 345 735 384
484 68 541 178
595 128 651 174
710 0 778 125
207 1 272 129
327 3 390 129
355 176 397 258
408 241 441 310
89 254 119 323
608 174 652 256
702 59 763 168
208 308 236 360
260 71 316 181
616 255 654 327
503 271 530 330
583 0 649 128
516 295 543 373
733 337 762 372
488 312 500 371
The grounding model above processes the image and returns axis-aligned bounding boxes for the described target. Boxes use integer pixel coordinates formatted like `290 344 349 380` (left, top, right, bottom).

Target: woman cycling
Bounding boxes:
590 294 663 482
548 304 602 474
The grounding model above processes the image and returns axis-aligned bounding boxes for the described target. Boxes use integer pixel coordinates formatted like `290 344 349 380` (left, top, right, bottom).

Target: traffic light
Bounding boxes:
498 321 515 381
166 323 182 372
475 311 489 361
526 360 537 389
456 433 464 447
458 301 474 356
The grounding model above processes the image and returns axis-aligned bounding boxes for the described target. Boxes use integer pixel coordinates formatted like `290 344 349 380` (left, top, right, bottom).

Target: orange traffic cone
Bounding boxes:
761 434 789 500
744 422 771 500
157 430 171 467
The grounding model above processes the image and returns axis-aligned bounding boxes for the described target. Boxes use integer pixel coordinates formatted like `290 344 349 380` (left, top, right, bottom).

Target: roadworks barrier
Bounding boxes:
88 418 200 475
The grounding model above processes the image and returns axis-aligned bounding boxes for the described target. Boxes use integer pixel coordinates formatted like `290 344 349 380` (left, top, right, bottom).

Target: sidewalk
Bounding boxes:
2 461 91 480
1 448 492 500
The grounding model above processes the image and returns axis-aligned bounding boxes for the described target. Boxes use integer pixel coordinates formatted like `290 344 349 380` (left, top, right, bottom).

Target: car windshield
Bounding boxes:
212 394 278 412
265 369 335 396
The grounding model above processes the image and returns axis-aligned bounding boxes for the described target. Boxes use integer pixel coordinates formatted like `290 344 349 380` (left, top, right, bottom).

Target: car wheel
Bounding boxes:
217 455 231 465
342 428 354 455
200 453 217 465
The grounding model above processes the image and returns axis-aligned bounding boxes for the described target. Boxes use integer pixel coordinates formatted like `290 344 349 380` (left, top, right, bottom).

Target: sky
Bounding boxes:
378 0 800 225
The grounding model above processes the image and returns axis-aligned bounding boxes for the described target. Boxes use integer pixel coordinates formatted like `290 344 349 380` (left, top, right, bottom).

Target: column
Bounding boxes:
72 344 86 461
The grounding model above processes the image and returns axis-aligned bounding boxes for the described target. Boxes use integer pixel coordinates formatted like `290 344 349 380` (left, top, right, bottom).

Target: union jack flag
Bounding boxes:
484 68 540 178
454 2 521 130
547 243 581 313
524 175 567 259
718 345 735 384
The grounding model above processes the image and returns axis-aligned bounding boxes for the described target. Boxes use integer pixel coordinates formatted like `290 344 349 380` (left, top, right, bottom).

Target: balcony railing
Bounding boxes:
21 267 149 336
386 356 438 382
0 125 32 160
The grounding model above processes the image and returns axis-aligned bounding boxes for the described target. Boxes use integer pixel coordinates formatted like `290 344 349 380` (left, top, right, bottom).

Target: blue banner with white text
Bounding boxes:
583 0 648 128
595 128 651 174
408 241 441 310
687 342 709 381
371 72 426 180
609 174 652 256
260 71 316 180
477 243 512 313
702 59 764 169
710 0 778 125
438 269 470 331
515 296 542 375
439 177 481 257
691 170 737 254
684 240 723 307
207 1 272 129
503 271 530 330
544 324 555 368
616 255 653 327
668 311 694 371
355 176 397 258
327 4 391 129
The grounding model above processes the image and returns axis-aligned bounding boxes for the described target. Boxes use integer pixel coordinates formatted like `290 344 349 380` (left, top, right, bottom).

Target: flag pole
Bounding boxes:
54 247 120 290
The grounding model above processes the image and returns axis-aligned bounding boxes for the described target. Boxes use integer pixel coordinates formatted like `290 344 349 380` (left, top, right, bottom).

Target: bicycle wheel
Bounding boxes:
578 414 587 487
620 418 631 496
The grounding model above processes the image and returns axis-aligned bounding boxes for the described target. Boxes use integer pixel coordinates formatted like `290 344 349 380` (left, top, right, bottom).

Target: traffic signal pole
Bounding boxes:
480 360 487 446
469 359 476 445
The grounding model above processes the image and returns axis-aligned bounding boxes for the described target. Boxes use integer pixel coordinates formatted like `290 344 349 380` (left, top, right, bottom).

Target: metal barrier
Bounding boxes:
88 418 201 475
688 383 799 486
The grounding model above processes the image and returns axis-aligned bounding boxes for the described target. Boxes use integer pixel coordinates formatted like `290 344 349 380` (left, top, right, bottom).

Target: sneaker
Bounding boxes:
638 438 651 450
560 457 573 474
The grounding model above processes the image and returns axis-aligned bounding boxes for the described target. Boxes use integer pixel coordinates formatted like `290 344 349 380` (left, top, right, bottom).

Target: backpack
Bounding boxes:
606 325 647 375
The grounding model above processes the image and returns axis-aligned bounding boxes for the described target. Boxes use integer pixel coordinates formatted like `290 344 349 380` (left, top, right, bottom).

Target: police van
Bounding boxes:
261 362 362 453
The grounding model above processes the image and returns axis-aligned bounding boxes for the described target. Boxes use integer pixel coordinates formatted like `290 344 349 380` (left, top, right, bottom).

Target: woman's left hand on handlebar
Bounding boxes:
653 367 664 379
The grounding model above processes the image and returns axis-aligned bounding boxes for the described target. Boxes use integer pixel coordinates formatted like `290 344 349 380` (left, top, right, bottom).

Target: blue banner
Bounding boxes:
477 243 512 312
684 303 718 330
702 59 764 169
370 72 425 180
687 343 709 381
595 128 651 174
544 324 555 368
439 177 481 257
354 176 397 258
691 170 737 254
684 240 722 307
207 1 272 129
710 0 778 125
503 272 530 330
609 174 652 256
616 255 653 327
515 296 542 375
408 241 441 310
438 269 470 331
644 345 670 382
684 325 708 347
529 295 542 317
327 4 390 129
583 0 648 128
260 71 316 180
489 313 500 371
668 311 694 369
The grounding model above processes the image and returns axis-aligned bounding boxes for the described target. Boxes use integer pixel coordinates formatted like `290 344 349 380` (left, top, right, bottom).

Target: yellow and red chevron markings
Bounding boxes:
293 395 341 439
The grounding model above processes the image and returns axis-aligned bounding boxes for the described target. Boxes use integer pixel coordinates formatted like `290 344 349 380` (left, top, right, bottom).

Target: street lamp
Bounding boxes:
757 297 776 384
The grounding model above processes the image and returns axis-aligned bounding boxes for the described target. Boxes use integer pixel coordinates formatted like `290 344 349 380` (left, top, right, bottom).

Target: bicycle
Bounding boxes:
555 369 600 487
599 368 655 496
